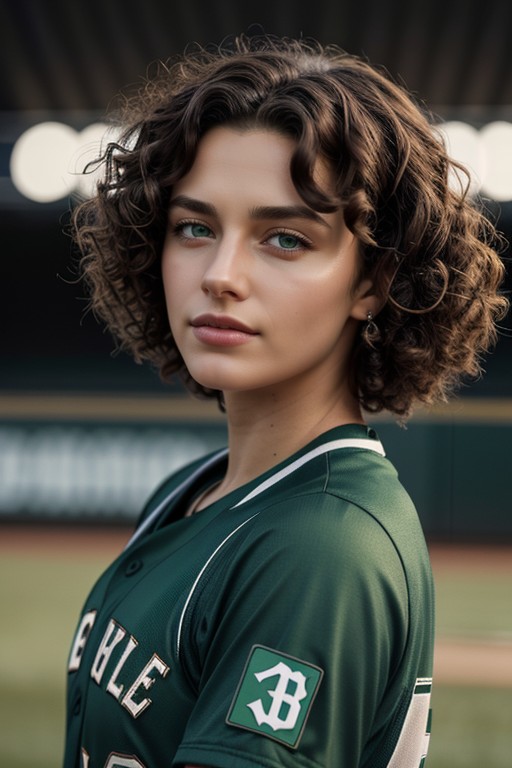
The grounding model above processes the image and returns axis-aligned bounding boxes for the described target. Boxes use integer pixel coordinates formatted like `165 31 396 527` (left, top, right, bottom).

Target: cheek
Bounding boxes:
284 287 356 357
161 271 184 339
273 273 351 328
162 255 190 308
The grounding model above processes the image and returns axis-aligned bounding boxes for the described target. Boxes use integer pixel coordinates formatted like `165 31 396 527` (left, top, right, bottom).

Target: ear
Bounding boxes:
349 278 385 321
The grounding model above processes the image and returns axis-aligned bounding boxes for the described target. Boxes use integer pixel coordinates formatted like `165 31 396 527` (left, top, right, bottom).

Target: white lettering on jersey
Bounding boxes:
248 662 308 731
80 751 145 768
68 611 97 672
90 620 127 684
387 678 432 768
72 614 170 718
104 755 145 767
121 654 170 718
106 636 139 700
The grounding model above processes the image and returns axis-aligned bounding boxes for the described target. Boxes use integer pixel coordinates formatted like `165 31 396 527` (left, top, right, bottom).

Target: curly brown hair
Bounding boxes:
73 34 509 417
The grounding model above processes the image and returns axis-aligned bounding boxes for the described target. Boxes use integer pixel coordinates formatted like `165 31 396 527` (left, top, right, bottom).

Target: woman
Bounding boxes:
65 36 507 768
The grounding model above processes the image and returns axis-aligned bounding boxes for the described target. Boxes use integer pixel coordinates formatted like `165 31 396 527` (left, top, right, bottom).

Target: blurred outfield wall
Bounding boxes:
0 394 510 540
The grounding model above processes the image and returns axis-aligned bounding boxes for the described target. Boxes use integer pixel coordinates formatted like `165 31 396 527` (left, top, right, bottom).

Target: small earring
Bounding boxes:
363 310 380 346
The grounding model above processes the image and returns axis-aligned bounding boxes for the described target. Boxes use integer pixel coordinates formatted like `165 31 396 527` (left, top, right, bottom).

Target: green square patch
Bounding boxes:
226 645 323 749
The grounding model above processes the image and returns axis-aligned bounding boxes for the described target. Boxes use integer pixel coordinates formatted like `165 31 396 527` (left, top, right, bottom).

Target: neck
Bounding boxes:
217 375 364 495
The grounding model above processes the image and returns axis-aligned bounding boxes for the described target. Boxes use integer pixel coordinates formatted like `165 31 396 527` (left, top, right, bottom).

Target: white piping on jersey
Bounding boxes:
124 448 229 550
176 436 384 658
176 514 259 657
231 437 385 508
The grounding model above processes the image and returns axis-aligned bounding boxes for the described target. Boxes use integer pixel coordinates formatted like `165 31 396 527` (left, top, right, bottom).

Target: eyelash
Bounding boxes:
265 228 313 251
172 219 213 240
171 219 313 251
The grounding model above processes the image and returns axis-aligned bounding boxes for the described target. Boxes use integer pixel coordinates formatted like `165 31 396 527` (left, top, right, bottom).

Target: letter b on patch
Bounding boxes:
227 645 323 748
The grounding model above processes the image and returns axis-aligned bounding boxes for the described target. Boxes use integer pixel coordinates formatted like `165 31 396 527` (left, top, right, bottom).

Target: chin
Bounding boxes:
189 369 262 395
186 367 240 393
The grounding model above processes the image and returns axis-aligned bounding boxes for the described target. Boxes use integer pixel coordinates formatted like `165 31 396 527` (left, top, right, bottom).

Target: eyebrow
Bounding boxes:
169 196 216 217
169 195 331 228
251 204 330 228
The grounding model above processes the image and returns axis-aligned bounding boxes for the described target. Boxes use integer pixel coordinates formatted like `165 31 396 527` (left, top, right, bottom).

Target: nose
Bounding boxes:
201 235 250 300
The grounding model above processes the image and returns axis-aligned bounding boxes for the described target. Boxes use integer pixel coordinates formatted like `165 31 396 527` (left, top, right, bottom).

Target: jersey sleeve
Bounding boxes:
173 494 410 768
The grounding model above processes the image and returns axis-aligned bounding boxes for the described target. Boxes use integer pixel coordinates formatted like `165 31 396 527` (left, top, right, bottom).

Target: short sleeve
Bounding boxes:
173 495 409 768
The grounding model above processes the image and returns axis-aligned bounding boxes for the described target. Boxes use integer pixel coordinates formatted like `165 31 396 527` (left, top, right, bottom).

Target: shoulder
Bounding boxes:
322 447 429 572
230 447 429 597
324 445 415 515
291 498 404 570
247 445 416 549
231 487 407 598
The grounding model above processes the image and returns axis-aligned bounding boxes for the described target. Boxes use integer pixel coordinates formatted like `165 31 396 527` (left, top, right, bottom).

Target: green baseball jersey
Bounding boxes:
63 423 434 768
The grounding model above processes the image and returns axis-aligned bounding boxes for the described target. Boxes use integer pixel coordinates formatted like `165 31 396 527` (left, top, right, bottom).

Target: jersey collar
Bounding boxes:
125 425 384 550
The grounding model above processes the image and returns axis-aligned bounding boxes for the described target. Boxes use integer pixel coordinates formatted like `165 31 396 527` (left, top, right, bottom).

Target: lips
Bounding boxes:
191 314 258 334
190 314 259 347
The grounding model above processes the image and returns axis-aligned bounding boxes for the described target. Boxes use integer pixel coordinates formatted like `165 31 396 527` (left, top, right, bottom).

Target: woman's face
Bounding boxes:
162 126 375 399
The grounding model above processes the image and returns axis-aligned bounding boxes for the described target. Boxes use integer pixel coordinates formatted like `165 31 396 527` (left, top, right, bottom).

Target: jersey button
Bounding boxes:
125 559 143 576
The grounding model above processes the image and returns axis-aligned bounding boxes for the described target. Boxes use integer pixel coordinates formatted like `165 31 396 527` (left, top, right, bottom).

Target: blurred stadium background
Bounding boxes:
0 1 511 766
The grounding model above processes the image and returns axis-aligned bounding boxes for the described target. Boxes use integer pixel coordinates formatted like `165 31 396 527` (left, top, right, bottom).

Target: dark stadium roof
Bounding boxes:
1 0 511 115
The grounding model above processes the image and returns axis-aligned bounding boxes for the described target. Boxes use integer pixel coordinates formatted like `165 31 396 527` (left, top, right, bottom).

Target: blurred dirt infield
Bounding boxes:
2 524 511 687
429 543 512 688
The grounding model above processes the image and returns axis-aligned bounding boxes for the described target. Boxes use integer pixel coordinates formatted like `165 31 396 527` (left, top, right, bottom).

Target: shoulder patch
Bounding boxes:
226 645 323 749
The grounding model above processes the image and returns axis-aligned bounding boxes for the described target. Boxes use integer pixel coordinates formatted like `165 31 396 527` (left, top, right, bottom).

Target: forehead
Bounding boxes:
173 126 335 200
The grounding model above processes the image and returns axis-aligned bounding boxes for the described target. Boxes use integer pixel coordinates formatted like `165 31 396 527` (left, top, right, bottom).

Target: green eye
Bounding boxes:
268 232 306 250
182 223 213 238
278 234 301 249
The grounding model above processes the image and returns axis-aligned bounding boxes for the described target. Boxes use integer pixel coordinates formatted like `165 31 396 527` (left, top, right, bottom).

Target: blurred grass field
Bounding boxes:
0 531 511 768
